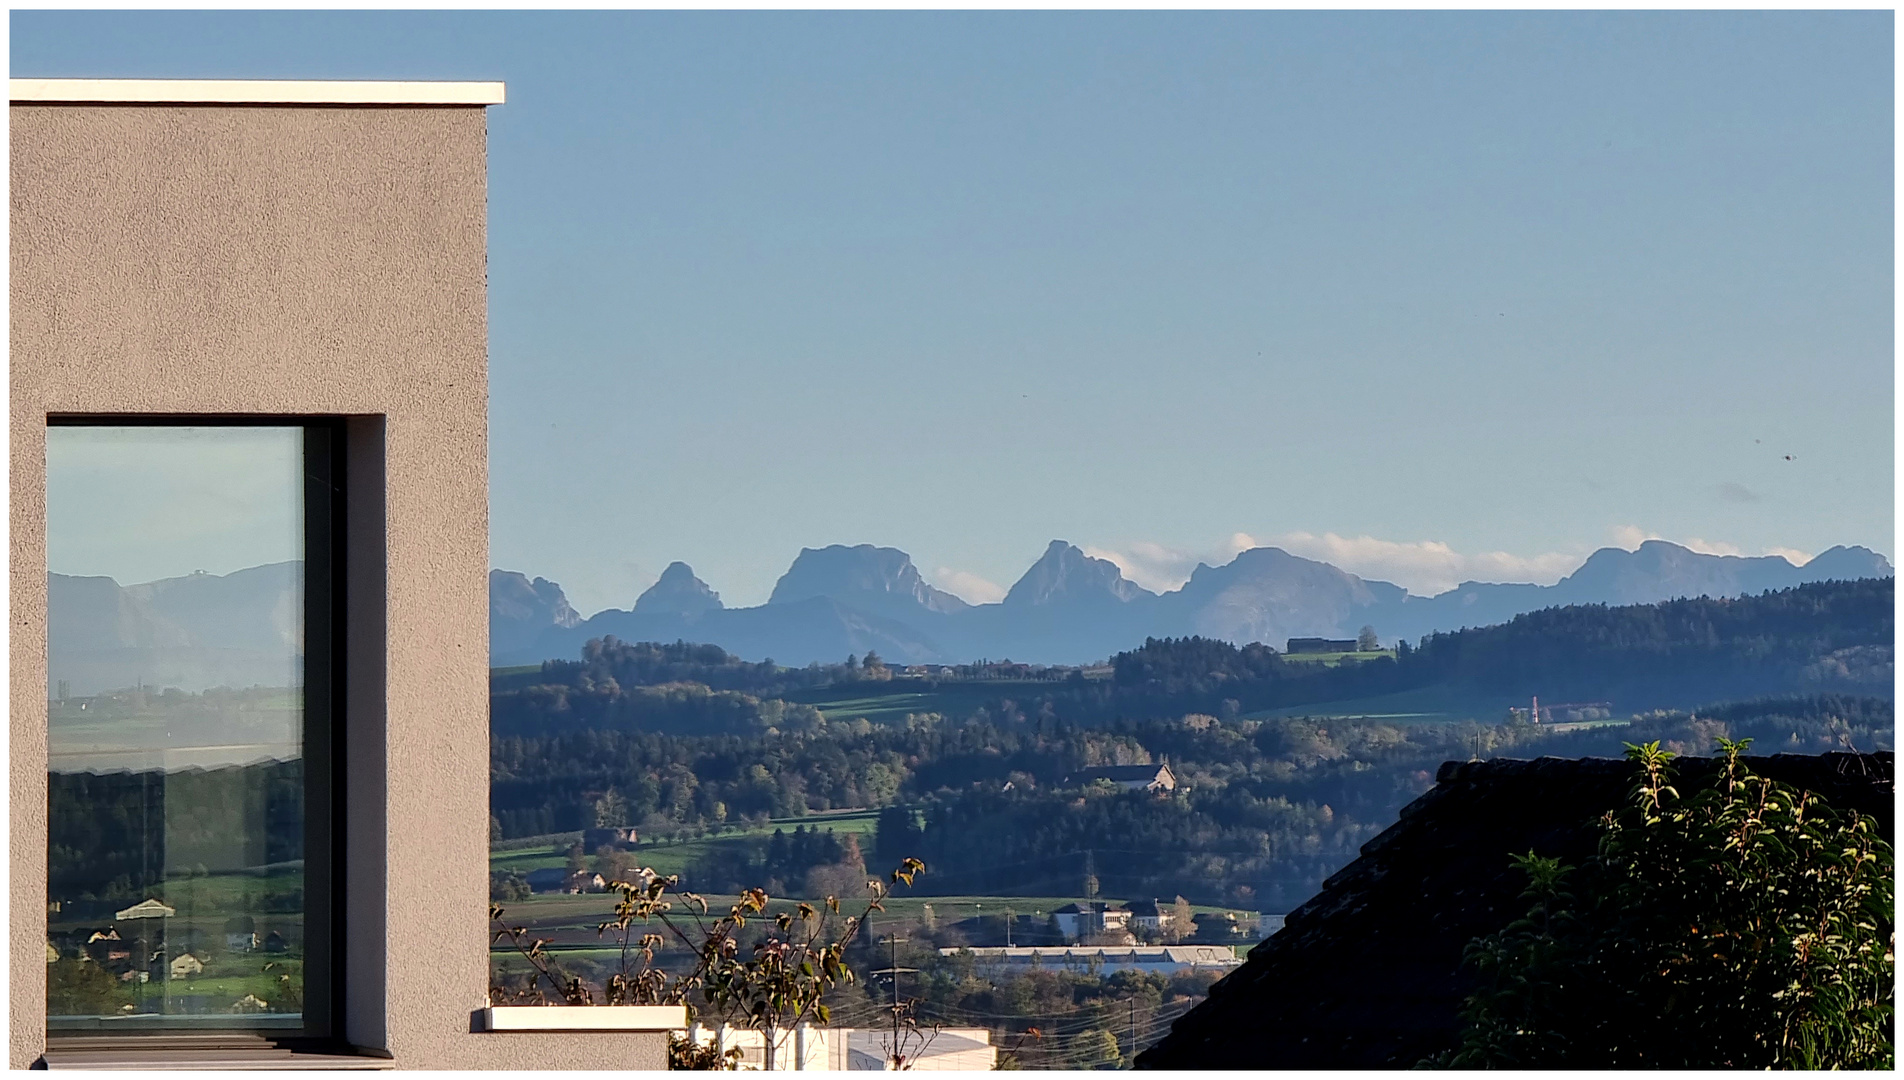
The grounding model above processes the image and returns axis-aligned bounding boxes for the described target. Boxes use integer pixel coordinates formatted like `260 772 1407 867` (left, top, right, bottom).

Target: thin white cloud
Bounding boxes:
931 567 1007 605
1609 524 1652 550
1763 546 1814 567
1082 537 1254 594
1269 532 1581 595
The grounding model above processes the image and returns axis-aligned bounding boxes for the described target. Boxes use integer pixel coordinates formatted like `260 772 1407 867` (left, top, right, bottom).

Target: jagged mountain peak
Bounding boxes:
1167 545 1402 645
1187 545 1358 582
1004 540 1150 607
484 537 1890 666
490 569 583 628
635 561 723 617
768 544 969 615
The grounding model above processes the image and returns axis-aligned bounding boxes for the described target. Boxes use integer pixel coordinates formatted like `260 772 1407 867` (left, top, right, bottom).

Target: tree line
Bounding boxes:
490 580 1891 746
1087 577 1893 719
492 694 1890 909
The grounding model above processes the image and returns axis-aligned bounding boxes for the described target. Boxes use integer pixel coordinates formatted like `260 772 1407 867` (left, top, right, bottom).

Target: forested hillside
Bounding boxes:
490 579 1892 740
1093 576 1892 717
488 579 1891 908
492 695 1891 909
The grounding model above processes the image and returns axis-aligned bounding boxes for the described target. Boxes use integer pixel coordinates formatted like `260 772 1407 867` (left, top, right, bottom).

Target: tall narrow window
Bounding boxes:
45 421 339 1039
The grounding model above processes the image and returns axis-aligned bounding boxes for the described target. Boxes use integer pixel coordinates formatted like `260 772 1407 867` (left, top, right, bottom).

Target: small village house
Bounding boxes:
1050 901 1135 942
1126 899 1175 934
566 871 607 894
1063 762 1177 793
224 915 258 953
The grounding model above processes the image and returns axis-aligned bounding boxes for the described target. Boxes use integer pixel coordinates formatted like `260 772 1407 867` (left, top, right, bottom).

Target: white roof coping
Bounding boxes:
482 1005 686 1031
11 78 504 106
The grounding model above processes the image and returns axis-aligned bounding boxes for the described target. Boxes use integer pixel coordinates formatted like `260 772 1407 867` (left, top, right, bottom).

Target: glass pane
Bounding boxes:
45 426 307 1031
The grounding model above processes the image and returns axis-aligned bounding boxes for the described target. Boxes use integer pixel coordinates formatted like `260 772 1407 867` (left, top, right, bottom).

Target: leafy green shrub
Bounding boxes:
1438 740 1893 1069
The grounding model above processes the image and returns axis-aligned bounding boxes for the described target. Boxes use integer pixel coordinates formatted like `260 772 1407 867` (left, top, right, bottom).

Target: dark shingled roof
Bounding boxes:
1136 752 1893 1070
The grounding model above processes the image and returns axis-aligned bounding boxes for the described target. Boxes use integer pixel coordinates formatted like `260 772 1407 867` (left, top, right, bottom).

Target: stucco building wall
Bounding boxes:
11 95 665 1070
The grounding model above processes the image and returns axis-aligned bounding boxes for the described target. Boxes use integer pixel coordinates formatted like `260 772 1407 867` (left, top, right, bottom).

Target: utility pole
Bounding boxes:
871 933 917 1070
1129 994 1138 1066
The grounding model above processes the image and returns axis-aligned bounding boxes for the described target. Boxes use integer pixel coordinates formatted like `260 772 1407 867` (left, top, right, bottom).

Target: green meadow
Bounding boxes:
785 680 1066 725
490 810 883 881
1276 649 1397 667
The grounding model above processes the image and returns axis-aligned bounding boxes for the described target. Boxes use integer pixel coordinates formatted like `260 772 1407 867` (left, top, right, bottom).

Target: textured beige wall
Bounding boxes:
10 102 660 1069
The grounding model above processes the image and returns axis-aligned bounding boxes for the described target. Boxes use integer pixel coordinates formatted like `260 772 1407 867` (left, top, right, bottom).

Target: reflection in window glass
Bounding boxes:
46 426 308 1031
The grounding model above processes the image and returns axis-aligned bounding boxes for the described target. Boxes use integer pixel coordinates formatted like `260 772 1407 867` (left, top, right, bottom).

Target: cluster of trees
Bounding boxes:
496 638 904 701
689 826 868 897
890 694 1893 909
491 679 831 740
491 686 1889 908
1077 578 1894 720
49 759 304 904
490 721 924 838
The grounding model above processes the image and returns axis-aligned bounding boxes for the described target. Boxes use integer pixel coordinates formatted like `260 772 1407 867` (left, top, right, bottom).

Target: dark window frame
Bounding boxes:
44 415 348 1051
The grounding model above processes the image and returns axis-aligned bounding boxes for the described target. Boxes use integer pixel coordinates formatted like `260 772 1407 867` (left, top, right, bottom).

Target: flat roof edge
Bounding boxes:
10 79 505 106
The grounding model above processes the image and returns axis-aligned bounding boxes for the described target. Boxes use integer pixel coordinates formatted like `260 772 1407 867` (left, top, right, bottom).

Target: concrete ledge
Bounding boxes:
10 79 505 105
42 1048 393 1070
481 1006 688 1032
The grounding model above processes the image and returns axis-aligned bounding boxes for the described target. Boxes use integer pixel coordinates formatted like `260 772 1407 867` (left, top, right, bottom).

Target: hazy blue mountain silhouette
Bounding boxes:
1382 542 1897 641
80 541 1887 674
944 541 1162 664
769 544 969 623
511 594 947 669
490 570 583 658
49 564 302 695
634 561 724 617
491 539 1893 667
1155 546 1411 647
1005 541 1149 607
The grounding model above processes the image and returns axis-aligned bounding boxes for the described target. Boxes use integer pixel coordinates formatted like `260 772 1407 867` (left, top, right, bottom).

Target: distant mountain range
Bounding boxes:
490 540 1893 668
49 563 302 696
44 539 1892 695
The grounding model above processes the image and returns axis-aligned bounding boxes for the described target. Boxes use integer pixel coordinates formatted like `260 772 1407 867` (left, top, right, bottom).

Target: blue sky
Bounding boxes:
15 11 1893 613
46 427 302 584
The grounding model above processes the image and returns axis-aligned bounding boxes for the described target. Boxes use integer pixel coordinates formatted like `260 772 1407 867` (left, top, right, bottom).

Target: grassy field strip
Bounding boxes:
1244 683 1521 723
786 680 1063 724
493 891 1251 938
1277 650 1397 667
492 811 883 880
